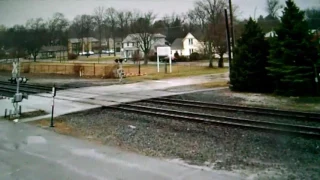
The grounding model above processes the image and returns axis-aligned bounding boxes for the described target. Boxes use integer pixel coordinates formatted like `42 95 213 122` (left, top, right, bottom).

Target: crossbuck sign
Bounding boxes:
156 47 172 73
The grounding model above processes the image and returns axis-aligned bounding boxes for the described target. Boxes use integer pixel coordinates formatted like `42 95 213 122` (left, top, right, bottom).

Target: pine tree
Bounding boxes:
267 0 319 96
230 17 271 92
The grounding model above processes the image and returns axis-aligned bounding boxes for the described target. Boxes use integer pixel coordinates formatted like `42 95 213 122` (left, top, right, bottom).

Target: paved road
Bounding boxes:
0 120 244 180
0 73 229 121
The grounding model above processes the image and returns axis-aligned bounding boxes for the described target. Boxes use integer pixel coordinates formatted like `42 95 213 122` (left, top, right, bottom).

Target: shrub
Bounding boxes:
132 51 142 63
230 17 271 93
174 51 180 59
175 55 188 62
23 64 30 73
189 52 200 61
68 53 78 60
148 55 157 62
73 64 82 74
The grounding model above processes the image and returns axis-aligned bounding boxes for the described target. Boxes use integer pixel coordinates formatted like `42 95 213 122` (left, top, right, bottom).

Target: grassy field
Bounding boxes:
77 55 119 61
196 81 229 88
125 64 228 81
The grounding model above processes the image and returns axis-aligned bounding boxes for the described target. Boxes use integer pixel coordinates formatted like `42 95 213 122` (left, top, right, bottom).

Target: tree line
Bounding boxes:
230 0 320 96
0 0 318 65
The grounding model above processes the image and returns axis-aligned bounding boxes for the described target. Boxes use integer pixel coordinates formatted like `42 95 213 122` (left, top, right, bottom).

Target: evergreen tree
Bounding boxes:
230 17 270 92
267 0 319 96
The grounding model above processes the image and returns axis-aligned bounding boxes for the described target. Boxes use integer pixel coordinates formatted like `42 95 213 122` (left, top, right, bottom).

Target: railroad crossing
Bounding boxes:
0 73 229 121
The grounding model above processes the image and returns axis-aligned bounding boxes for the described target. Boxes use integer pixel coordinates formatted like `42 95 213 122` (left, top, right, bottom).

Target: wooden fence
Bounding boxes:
0 62 210 77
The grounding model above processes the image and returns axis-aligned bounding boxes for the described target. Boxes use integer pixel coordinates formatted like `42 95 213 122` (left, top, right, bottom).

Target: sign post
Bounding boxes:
156 47 172 73
50 84 56 127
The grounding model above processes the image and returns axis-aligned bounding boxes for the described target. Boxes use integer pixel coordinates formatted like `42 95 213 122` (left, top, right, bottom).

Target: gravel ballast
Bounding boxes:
34 107 320 179
167 88 320 112
134 102 320 127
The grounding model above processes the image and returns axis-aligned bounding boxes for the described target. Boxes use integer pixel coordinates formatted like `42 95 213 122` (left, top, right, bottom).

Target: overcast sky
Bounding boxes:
0 0 319 27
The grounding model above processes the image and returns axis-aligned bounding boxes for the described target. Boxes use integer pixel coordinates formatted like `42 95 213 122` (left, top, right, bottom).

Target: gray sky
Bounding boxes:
0 0 319 27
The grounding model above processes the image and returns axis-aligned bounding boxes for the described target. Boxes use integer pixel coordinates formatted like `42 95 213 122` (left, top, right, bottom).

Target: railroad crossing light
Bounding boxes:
115 59 119 63
8 77 28 84
18 77 28 83
119 59 123 63
22 93 28 100
11 93 28 103
21 77 28 83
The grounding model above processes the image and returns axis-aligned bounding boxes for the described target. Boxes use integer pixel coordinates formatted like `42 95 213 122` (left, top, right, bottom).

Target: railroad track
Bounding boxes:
107 103 320 139
0 81 63 97
144 97 320 121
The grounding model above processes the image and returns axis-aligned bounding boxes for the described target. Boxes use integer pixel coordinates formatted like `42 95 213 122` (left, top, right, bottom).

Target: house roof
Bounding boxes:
69 38 80 43
122 34 139 43
265 31 277 38
40 45 67 52
69 37 99 43
122 33 166 43
123 46 139 51
154 33 166 38
170 38 183 50
101 37 122 43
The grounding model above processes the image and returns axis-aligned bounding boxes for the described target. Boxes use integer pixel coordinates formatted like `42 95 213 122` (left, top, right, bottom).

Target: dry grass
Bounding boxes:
77 55 120 61
126 65 228 81
196 81 229 88
29 118 81 136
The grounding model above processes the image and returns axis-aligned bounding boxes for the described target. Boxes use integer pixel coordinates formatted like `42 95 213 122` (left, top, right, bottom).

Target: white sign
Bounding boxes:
157 47 171 56
156 47 172 73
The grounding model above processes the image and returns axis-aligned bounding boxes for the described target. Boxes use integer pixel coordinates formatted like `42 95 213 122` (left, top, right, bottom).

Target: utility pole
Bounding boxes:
224 9 232 75
228 0 235 52
15 52 20 117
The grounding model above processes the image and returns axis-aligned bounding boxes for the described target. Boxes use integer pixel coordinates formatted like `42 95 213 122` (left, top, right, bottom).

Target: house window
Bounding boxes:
189 49 193 54
127 42 129 46
132 42 135 47
189 38 193 45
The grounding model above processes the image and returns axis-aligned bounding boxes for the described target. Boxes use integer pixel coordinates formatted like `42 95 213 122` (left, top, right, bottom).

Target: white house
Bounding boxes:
171 33 202 57
121 33 167 59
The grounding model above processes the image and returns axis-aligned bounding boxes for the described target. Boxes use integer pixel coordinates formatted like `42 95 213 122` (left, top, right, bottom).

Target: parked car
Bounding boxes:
79 51 94 56
160 56 176 63
102 50 115 54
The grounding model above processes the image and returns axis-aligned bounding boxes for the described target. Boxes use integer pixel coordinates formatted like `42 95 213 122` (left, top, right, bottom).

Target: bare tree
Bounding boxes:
117 10 132 46
70 15 83 54
161 13 186 43
212 21 227 68
93 6 105 57
105 7 118 56
74 14 94 58
47 12 69 61
25 18 49 62
131 11 156 65
48 13 69 45
190 0 228 68
266 0 282 18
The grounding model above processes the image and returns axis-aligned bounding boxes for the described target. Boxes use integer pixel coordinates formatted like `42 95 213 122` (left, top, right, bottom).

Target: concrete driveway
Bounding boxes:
0 120 245 180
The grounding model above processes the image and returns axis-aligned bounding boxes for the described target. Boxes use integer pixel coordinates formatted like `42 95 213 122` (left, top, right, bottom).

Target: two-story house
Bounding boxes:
68 37 99 54
100 37 122 53
171 33 202 57
121 33 167 59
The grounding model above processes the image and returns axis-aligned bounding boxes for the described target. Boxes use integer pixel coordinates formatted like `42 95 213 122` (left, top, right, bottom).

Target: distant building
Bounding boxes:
38 45 68 59
68 37 99 54
171 33 203 56
100 37 122 53
121 33 167 59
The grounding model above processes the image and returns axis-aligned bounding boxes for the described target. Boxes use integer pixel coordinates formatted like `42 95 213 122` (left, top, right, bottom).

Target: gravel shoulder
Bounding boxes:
26 81 320 179
168 88 320 112
30 107 320 180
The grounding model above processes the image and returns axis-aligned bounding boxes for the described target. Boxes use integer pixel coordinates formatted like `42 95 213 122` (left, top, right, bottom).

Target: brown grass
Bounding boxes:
126 66 228 81
29 118 79 136
196 81 229 88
